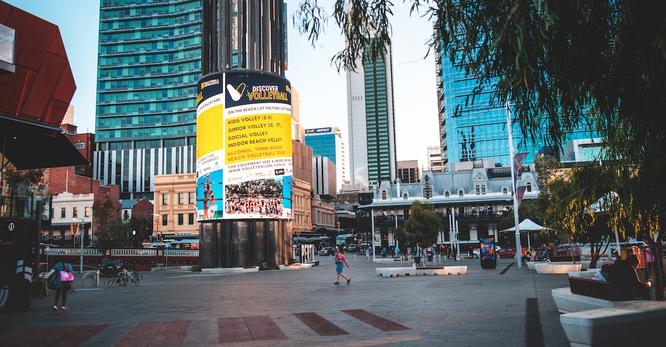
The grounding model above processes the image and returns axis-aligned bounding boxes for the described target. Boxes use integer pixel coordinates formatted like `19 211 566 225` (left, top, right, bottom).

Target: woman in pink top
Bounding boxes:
334 245 351 285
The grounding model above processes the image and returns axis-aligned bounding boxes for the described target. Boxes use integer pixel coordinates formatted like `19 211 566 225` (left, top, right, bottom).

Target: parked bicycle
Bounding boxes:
106 268 142 287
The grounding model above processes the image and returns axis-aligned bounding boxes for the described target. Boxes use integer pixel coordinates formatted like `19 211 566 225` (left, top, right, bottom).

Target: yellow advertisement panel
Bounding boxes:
225 113 292 165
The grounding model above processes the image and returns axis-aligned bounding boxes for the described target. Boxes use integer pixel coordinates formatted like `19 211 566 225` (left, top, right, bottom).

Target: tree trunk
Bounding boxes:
590 242 599 269
590 239 610 269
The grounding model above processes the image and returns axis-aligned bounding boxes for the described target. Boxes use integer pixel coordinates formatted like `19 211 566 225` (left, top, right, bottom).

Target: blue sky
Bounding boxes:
6 0 439 167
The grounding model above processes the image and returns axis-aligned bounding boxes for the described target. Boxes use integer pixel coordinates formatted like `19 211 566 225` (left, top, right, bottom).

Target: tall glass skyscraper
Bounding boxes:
94 0 202 199
436 43 601 170
304 127 348 190
347 45 397 186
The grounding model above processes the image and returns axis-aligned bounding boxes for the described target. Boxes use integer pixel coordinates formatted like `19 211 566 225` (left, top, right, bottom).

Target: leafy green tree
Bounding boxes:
399 201 442 247
93 193 122 252
296 0 666 299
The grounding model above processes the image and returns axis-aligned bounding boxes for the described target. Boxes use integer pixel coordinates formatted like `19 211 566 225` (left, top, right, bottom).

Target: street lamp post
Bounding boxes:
132 230 136 248
506 99 523 268
371 209 376 262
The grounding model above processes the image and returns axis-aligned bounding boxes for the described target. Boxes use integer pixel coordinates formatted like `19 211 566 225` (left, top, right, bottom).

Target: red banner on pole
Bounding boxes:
516 186 527 204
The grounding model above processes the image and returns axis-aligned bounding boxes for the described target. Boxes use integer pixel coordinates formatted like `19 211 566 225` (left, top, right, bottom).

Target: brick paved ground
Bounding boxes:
0 256 570 346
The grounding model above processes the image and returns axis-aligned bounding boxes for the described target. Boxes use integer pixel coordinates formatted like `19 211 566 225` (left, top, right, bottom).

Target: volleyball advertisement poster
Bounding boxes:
196 71 293 221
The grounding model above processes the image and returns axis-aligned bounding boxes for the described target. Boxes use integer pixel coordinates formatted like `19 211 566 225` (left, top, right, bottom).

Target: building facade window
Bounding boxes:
188 213 194 225
61 207 66 218
162 193 168 205
502 187 508 195
188 192 195 204
123 210 130 221
526 182 532 192
178 213 184 225
72 207 78 218
458 189 464 197
178 192 184 204
475 184 480 195
162 214 168 226
444 190 450 197
381 190 387 200
84 206 91 217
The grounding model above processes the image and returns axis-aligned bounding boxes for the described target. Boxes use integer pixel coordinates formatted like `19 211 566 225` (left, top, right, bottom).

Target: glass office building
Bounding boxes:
304 127 348 190
347 45 397 186
94 0 202 199
436 44 601 170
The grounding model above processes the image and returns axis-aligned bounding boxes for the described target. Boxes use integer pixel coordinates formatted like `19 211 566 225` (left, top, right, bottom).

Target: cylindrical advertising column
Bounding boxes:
196 71 293 268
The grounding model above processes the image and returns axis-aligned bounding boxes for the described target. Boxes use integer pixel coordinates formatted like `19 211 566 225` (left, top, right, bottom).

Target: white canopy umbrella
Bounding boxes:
500 218 552 250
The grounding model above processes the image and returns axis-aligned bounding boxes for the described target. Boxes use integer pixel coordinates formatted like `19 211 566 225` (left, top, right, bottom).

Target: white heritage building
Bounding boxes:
360 161 540 251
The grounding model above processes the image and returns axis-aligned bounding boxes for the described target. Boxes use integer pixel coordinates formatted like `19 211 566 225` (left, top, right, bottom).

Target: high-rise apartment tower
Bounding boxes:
347 45 397 187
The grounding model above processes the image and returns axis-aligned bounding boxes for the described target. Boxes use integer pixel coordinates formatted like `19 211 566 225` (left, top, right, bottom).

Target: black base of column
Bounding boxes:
199 219 292 269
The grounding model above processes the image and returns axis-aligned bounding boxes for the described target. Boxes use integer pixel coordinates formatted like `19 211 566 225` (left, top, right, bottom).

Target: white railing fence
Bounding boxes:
44 248 198 257
45 248 103 256
112 249 157 257
164 249 199 257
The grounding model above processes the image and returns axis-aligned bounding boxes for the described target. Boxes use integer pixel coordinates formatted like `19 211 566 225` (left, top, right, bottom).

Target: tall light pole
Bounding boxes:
506 100 523 268
371 209 376 262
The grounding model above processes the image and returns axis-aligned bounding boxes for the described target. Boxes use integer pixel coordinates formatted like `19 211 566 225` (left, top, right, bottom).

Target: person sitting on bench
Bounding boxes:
593 263 612 282
608 255 650 300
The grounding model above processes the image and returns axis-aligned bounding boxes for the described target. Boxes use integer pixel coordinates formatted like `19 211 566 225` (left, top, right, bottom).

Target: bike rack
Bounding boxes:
80 270 100 289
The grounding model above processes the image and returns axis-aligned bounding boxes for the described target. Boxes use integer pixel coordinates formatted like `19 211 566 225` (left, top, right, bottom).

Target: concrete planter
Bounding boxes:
376 266 467 277
201 267 259 274
560 301 666 346
534 262 582 274
526 261 543 270
279 263 313 271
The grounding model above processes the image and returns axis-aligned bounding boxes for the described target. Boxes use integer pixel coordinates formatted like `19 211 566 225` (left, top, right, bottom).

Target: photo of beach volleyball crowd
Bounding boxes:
224 178 284 218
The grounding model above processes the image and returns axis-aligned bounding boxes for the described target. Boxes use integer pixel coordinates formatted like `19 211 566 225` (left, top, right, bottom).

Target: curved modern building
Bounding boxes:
94 0 203 200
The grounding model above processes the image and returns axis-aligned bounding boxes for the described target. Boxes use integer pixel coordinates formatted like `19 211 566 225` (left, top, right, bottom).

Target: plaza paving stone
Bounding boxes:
0 257 570 346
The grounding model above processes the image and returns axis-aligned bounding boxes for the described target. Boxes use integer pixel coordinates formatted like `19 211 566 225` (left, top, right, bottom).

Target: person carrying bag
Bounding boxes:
49 261 74 311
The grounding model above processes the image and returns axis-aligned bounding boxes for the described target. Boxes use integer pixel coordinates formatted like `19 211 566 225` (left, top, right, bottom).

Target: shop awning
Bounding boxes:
0 115 87 169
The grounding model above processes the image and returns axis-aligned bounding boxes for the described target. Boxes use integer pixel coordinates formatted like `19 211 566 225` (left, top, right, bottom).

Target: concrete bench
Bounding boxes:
560 301 666 346
279 263 313 271
376 267 416 277
417 266 467 276
535 262 582 274
376 266 467 277
551 287 620 314
201 266 259 274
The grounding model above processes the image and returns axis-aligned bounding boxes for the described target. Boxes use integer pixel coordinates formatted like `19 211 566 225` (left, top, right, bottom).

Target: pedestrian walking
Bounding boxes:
414 243 423 267
49 260 74 311
334 245 351 285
